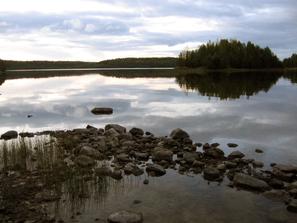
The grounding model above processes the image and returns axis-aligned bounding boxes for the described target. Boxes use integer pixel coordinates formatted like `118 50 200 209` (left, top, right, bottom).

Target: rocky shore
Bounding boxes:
1 125 297 222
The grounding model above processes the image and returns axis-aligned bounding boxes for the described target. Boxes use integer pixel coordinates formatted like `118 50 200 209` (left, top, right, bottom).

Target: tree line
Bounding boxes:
283 54 297 68
178 39 286 69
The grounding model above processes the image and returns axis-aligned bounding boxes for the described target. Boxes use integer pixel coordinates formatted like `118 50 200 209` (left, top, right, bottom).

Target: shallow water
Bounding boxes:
0 70 297 222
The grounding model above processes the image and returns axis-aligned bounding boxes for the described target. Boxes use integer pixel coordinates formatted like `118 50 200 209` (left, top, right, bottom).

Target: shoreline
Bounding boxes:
1 125 297 222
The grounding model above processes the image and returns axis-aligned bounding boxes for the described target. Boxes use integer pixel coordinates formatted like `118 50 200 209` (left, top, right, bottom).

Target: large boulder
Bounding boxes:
1 130 18 140
107 210 143 223
233 173 270 191
183 152 199 164
105 124 126 134
153 147 173 162
170 128 190 140
204 148 225 159
91 107 113 115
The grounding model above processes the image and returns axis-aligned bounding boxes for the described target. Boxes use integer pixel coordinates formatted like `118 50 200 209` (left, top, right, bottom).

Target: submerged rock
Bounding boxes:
233 173 270 191
107 210 143 223
1 130 18 140
91 107 113 115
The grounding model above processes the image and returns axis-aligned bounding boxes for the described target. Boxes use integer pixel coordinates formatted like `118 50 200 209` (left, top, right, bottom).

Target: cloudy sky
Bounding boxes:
0 0 296 61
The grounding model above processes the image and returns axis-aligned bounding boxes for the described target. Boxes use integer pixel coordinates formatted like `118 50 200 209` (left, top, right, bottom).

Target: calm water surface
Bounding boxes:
0 70 297 222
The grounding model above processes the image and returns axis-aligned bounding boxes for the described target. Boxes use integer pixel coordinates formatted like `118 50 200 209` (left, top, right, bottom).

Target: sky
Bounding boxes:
0 0 296 61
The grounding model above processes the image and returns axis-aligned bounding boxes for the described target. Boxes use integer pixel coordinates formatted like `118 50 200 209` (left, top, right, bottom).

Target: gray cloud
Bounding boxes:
0 0 296 60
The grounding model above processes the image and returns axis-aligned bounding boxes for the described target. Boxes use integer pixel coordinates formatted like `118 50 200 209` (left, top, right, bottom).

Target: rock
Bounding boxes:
91 107 113 115
134 152 149 160
217 164 226 171
203 167 221 181
268 178 284 189
19 132 34 138
105 124 126 134
228 151 245 159
287 181 297 190
169 128 190 140
153 148 173 162
227 143 238 148
287 200 297 213
116 153 130 163
255 148 263 153
1 130 18 140
192 160 205 168
79 146 102 159
95 166 112 177
143 179 149 185
107 210 143 223
74 155 95 167
272 168 295 182
195 143 203 147
289 189 297 198
204 148 225 159
233 173 270 191
224 161 237 169
263 190 290 202
110 170 123 180
211 143 220 147
146 164 166 176
104 128 120 138
86 125 97 130
124 163 144 176
203 143 211 151
252 161 264 168
129 128 144 136
274 164 297 173
183 152 199 164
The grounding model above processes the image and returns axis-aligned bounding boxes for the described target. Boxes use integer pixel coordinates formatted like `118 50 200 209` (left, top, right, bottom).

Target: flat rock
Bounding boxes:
233 173 270 191
146 164 166 176
91 107 113 115
1 130 18 140
228 151 245 159
107 210 143 223
274 164 297 173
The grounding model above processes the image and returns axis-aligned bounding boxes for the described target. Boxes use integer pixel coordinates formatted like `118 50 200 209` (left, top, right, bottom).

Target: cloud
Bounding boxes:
0 0 296 60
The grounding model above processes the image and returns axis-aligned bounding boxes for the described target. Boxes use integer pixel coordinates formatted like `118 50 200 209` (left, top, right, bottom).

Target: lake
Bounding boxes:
0 69 297 222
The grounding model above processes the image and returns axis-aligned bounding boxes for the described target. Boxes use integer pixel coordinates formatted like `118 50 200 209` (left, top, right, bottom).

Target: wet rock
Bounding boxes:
228 151 245 159
153 148 173 162
74 155 95 167
91 107 113 115
263 190 290 202
204 148 225 159
268 178 284 189
211 143 220 147
146 164 166 176
104 128 120 138
287 181 297 190
143 179 149 185
105 124 126 134
107 210 143 223
183 152 199 164
129 128 144 136
272 168 295 182
227 143 238 148
217 164 226 171
255 148 263 153
287 200 297 213
274 164 297 173
169 128 190 140
252 161 264 168
233 173 270 191
203 143 211 151
1 130 18 140
79 146 102 159
110 170 123 180
203 167 221 181
124 163 143 176
288 189 297 198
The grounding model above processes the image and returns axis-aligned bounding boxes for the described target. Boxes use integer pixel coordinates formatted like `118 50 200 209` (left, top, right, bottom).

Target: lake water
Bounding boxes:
0 70 297 222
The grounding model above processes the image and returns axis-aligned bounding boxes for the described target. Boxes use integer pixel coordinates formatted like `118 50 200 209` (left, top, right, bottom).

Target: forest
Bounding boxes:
283 54 297 68
178 39 283 69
